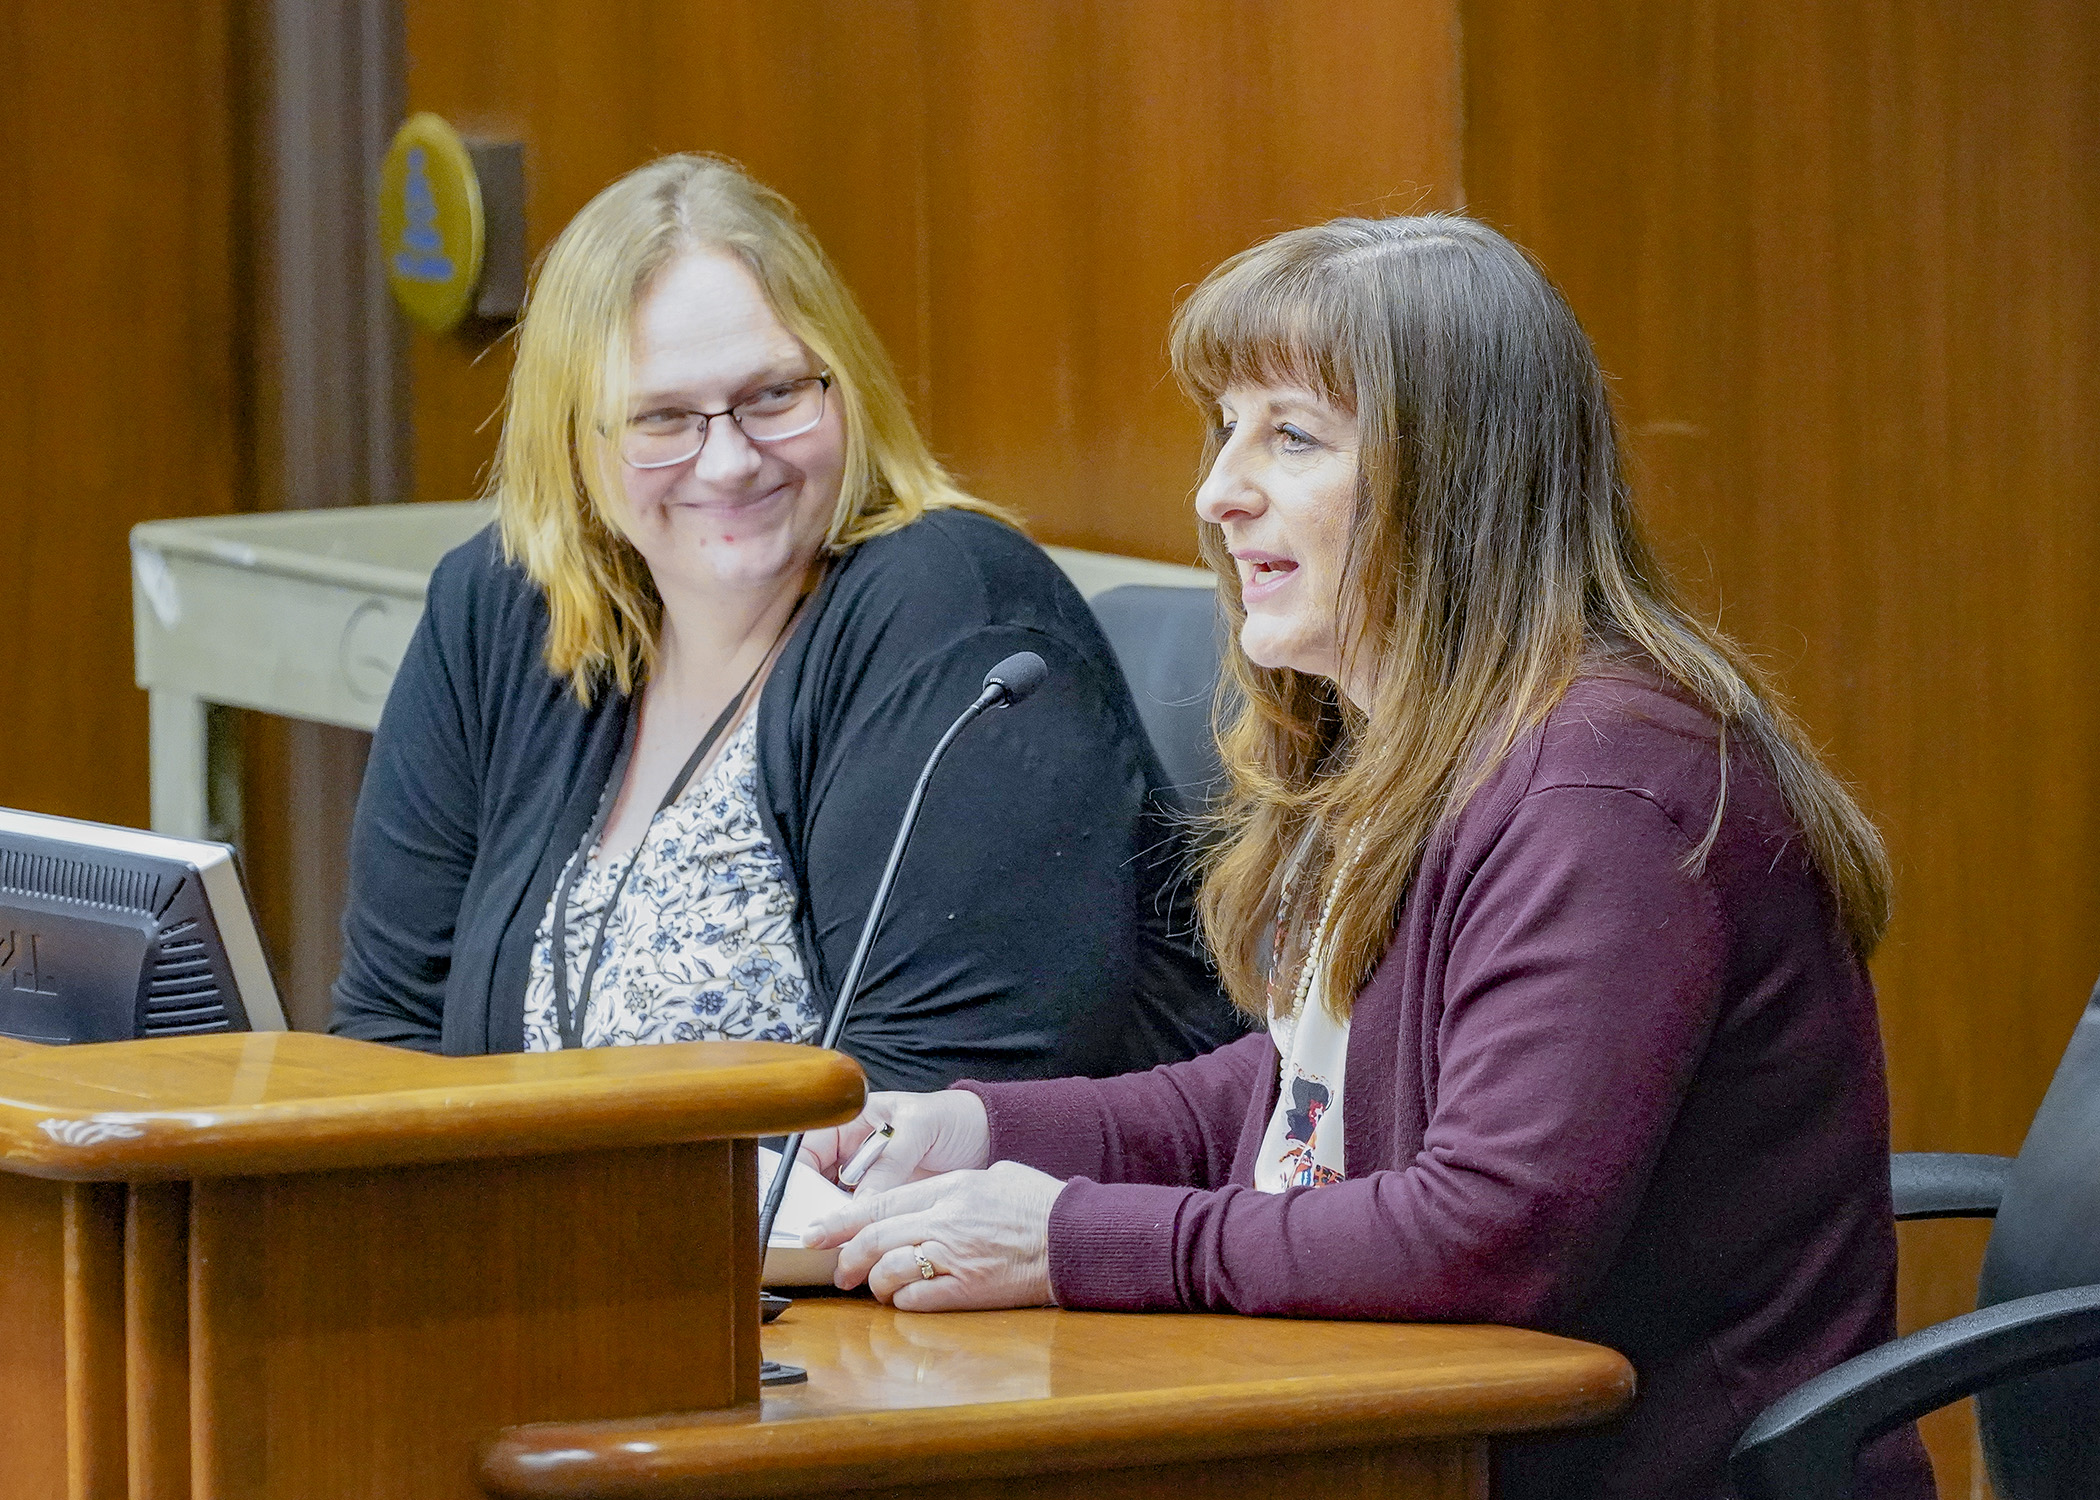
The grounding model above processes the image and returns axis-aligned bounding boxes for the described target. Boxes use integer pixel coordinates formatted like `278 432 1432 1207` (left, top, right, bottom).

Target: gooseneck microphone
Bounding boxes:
757 651 1049 1254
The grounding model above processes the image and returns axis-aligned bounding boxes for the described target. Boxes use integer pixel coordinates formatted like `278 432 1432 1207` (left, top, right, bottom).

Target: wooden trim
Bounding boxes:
0 1175 71 1499
126 1182 191 1500
480 1301 1629 1499
61 1183 127 1500
526 1443 1492 1500
730 1139 764 1398
185 1178 265 1499
0 1032 864 1181
237 0 410 1028
249 0 408 516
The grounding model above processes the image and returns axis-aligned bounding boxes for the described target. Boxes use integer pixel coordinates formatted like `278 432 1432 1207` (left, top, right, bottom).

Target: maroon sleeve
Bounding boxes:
1044 786 1728 1322
958 1031 1272 1188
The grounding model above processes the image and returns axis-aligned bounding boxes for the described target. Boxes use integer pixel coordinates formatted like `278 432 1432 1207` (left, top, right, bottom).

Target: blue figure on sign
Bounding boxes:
394 146 454 283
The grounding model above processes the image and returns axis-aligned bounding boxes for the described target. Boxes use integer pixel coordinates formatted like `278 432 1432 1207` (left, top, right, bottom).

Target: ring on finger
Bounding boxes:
912 1245 939 1281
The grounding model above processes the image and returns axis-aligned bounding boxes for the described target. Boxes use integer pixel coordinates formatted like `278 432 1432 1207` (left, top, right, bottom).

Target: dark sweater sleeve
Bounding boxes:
1040 786 1729 1322
327 558 484 1051
961 1031 1272 1187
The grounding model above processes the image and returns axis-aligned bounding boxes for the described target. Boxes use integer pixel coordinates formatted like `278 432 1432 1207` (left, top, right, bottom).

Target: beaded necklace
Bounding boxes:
1268 828 1368 1021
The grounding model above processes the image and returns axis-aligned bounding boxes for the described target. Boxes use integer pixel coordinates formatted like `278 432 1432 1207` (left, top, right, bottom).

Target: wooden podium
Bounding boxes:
1 1032 1634 1500
0 1031 863 1500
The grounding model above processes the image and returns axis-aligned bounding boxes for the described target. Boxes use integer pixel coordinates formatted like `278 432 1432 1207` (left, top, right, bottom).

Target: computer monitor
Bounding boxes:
0 807 285 1044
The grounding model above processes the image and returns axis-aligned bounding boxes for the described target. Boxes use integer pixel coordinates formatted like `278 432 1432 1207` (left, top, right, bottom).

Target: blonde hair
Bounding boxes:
492 153 1009 698
1173 215 1893 1020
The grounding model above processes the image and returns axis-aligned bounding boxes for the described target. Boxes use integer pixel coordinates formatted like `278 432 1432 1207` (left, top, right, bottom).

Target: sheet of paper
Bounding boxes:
757 1145 851 1246
758 1146 851 1286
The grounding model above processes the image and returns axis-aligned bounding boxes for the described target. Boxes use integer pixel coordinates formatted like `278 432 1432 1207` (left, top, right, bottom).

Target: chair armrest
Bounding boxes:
1730 1284 2100 1500
1890 1151 2013 1220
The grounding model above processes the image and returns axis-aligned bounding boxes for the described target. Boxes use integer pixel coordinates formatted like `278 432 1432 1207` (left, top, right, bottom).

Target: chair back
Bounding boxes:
1975 980 2100 1496
1087 584 1226 816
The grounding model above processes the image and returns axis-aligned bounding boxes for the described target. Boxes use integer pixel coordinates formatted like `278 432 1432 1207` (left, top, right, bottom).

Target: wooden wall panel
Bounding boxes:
18 4 2069 1489
401 0 1460 561
0 2 247 826
1463 2 2100 1490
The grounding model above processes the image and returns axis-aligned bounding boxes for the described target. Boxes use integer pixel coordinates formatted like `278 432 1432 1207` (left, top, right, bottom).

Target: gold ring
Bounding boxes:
912 1246 938 1280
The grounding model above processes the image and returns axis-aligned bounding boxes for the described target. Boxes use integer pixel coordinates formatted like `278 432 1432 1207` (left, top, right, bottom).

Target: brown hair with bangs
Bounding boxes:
1171 214 1893 1020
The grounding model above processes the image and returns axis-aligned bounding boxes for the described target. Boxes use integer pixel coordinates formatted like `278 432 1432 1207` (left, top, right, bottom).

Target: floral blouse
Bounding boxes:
522 715 818 1050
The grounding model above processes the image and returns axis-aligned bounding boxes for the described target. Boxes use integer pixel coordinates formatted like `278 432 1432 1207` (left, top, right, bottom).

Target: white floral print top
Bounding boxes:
522 716 817 1050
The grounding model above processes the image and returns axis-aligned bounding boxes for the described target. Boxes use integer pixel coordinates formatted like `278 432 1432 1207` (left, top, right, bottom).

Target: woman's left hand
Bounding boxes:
805 1161 1065 1311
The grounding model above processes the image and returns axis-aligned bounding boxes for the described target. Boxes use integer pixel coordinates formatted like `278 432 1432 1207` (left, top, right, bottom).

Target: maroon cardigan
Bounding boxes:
963 669 1934 1500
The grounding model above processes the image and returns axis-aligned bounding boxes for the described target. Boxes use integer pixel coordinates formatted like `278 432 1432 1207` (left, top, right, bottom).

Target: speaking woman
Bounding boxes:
805 216 1935 1498
329 154 1240 1087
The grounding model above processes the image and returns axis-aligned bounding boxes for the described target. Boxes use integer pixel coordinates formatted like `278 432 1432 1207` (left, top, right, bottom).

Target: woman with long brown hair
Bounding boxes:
806 215 1935 1498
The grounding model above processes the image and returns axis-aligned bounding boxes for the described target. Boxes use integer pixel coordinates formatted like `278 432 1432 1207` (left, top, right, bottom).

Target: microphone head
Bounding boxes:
983 650 1049 706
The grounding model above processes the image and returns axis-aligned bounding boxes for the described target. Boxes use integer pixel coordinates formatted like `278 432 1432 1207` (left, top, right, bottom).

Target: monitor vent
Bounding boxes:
141 919 232 1035
0 849 162 913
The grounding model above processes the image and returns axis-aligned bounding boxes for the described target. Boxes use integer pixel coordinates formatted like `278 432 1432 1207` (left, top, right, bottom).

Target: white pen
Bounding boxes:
837 1122 896 1189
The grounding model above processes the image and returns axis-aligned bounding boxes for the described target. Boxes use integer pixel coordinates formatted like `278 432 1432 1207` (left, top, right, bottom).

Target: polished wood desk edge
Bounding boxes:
0 1034 864 1181
479 1343 1635 1498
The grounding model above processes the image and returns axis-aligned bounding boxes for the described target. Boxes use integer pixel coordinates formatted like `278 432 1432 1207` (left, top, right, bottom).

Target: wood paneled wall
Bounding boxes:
401 0 1461 559
11 5 2096 1489
0 2 248 827
1464 2 2100 1490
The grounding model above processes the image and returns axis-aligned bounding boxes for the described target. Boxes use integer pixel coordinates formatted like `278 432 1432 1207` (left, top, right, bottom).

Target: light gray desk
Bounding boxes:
129 501 1209 838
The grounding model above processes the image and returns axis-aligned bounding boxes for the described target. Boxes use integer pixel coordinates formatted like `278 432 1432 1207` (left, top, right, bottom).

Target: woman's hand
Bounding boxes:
798 1089 992 1197
804 1161 1065 1311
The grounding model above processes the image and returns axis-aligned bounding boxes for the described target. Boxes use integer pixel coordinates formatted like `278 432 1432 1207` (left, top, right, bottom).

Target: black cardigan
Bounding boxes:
328 510 1243 1089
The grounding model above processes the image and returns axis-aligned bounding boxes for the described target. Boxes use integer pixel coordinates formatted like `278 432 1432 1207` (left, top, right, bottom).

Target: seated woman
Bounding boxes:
805 215 1935 1498
329 154 1240 1088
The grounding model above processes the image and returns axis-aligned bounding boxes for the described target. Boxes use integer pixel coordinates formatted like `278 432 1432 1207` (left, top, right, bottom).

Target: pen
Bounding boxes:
838 1123 896 1189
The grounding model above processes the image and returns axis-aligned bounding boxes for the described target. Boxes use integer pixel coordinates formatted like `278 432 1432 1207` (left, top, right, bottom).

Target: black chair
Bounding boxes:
1731 982 2100 1500
1088 584 1226 816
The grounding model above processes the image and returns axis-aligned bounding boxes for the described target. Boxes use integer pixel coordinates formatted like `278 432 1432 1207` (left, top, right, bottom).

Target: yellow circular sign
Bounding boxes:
378 114 486 334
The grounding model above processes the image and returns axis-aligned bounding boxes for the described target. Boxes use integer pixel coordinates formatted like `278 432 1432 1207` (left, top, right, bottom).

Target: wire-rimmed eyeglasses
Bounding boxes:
620 372 833 470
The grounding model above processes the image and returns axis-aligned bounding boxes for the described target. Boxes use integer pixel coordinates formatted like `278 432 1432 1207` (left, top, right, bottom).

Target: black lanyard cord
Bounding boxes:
547 610 799 1050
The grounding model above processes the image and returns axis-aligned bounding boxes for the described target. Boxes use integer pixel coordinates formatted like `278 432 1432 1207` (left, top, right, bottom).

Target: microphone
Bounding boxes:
982 649 1048 706
757 651 1048 1254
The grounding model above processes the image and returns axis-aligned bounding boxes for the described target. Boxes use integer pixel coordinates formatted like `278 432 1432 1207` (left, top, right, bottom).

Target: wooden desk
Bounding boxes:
0 1031 863 1500
479 1296 1635 1500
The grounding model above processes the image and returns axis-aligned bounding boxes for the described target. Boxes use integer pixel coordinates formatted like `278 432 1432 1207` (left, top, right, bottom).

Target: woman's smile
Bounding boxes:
661 476 796 525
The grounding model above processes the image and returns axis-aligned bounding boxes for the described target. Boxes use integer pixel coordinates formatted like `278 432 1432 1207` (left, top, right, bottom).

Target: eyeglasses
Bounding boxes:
620 372 833 470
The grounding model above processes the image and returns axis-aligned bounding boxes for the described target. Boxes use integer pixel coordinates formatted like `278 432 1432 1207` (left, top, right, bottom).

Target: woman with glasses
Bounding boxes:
801 216 1934 1499
330 154 1240 1086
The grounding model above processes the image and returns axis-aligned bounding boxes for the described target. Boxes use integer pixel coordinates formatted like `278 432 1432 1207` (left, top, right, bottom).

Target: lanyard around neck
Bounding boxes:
547 610 799 1050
